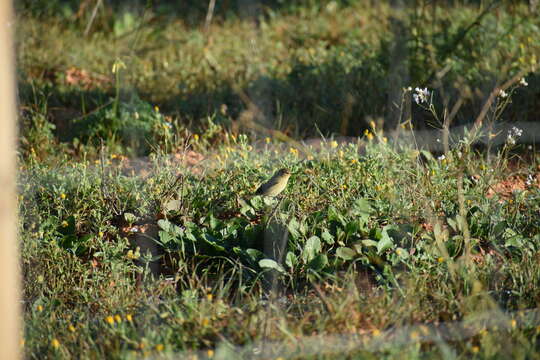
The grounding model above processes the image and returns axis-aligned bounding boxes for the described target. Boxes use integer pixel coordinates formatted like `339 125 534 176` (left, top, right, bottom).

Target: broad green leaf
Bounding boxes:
336 247 356 260
309 254 328 271
157 219 183 236
493 221 507 238
285 251 297 268
157 219 172 232
361 239 378 248
203 234 226 252
288 218 301 239
246 248 264 261
159 230 174 245
164 199 181 212
209 214 219 230
124 212 137 224
352 198 372 216
321 230 334 245
259 259 286 274
377 227 394 254
302 236 322 263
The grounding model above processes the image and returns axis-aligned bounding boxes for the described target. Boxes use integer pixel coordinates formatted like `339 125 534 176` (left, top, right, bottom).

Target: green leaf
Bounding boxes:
124 212 137 224
209 214 220 230
361 239 378 248
377 227 394 254
336 247 356 260
352 198 372 216
259 259 286 274
421 150 434 161
302 236 322 263
157 219 183 236
157 219 172 232
308 254 328 271
492 221 507 238
158 230 174 245
202 234 226 252
321 230 334 244
246 248 264 261
164 199 181 212
285 251 297 268
288 218 301 239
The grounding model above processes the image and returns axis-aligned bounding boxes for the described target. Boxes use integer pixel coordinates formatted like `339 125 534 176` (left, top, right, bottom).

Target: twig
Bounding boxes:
84 0 103 37
204 0 217 33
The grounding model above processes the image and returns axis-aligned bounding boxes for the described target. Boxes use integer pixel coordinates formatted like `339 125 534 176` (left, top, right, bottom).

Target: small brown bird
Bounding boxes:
255 168 291 197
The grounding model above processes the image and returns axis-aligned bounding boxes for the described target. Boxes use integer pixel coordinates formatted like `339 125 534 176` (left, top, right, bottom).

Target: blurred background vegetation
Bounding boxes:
15 0 540 157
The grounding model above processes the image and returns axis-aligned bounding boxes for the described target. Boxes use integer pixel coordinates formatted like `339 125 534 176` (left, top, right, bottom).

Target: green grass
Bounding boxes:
20 132 540 358
16 0 540 358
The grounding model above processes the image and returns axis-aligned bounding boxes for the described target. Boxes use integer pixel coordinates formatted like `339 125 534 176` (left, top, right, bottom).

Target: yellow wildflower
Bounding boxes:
68 324 76 333
437 257 445 263
329 140 338 148
37 305 43 312
289 147 298 156
201 318 210 326
126 249 140 260
154 105 159 112
364 129 374 141
207 349 215 358
372 329 381 337
193 134 199 141
61 220 69 228
60 193 66 200
265 137 271 144
105 315 115 325
510 319 517 329
410 331 420 340
472 346 480 353
369 120 376 129
126 314 133 322
155 344 164 352
207 293 213 301
114 314 122 323
51 338 60 349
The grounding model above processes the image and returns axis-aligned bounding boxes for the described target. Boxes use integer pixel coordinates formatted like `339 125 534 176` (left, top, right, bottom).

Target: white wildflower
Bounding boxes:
526 174 534 186
413 87 430 104
506 126 523 145
519 78 528 87
437 155 446 161
498 89 508 98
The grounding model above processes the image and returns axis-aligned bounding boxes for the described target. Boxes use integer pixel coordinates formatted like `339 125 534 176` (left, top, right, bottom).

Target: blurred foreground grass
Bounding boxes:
20 132 540 358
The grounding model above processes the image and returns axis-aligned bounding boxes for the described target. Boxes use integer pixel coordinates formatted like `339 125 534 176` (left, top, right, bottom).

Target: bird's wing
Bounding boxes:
255 174 279 194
